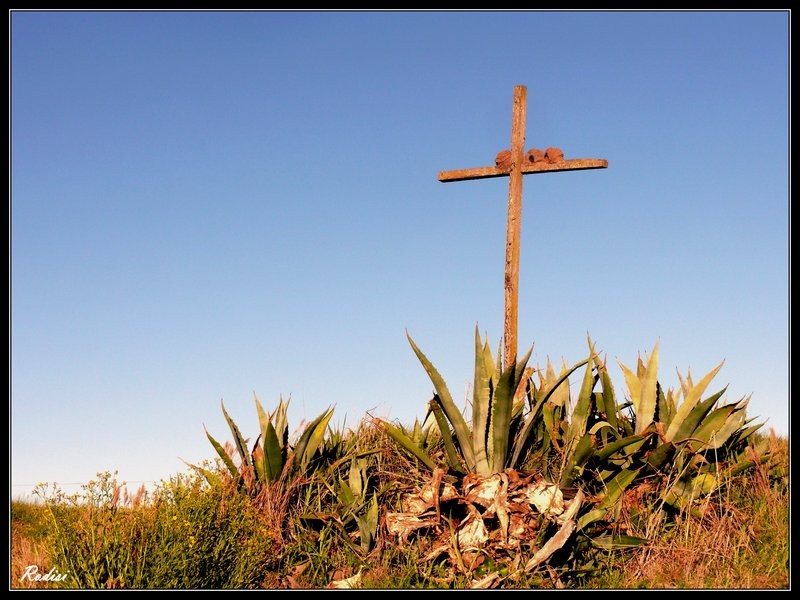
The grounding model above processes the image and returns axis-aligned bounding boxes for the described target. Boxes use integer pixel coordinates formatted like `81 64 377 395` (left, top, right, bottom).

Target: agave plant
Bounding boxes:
383 327 774 558
333 457 380 554
575 341 770 531
379 325 595 477
202 394 333 495
376 326 599 581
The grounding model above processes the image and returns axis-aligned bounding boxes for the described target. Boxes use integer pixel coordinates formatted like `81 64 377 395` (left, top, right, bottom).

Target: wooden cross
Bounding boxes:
438 85 607 368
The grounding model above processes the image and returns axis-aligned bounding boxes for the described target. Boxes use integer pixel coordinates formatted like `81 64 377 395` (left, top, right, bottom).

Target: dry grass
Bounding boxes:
591 432 789 589
10 500 53 589
10 531 51 589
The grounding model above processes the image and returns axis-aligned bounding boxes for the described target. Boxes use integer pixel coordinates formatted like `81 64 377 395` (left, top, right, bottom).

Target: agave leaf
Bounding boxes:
293 407 334 474
617 360 641 416
665 361 725 440
430 398 468 474
677 369 690 399
732 419 763 445
494 336 503 380
598 467 640 510
636 355 646 378
377 419 437 472
660 387 679 429
272 396 290 450
338 476 356 507
567 346 595 448
634 341 659 434
595 433 647 462
691 400 750 451
543 403 557 440
513 345 533 384
482 332 496 389
348 458 367 499
588 420 616 437
646 440 676 472
589 534 649 549
509 392 547 468
510 357 589 464
489 345 532 473
263 421 284 481
548 359 573 408
254 393 270 442
560 432 595 488
252 437 268 484
727 455 771 477
598 365 620 432
354 496 379 552
472 327 492 474
577 507 609 531
664 472 717 509
204 427 240 480
691 473 718 496
220 400 252 469
407 331 475 469
671 389 725 442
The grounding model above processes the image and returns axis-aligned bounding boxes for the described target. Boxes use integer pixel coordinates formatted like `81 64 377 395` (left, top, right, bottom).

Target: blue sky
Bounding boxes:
11 10 789 496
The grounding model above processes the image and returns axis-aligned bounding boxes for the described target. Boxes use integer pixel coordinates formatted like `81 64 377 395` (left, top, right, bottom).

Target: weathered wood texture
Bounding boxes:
437 85 607 367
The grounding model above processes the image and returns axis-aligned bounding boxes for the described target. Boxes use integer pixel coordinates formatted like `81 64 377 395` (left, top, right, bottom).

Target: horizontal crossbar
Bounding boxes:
438 158 608 182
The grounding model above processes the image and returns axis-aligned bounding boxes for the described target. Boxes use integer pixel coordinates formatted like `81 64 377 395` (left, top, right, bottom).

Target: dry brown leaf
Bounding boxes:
327 569 363 589
401 492 429 514
283 561 310 589
464 473 503 508
508 513 526 539
456 504 489 550
524 489 584 571
283 576 302 589
471 572 501 589
556 487 584 525
420 542 450 563
402 471 458 514
525 480 565 515
385 512 439 542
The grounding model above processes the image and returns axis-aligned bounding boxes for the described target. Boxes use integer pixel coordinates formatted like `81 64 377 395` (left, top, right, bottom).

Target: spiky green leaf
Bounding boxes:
567 347 595 448
472 327 492 474
665 361 725 440
595 433 647 462
430 398 467 474
220 400 251 469
589 534 649 549
577 508 609 531
293 407 334 474
599 365 619 432
560 432 595 487
489 345 532 473
510 358 589 467
204 427 239 480
598 467 640 510
377 419 437 472
407 331 475 469
639 342 660 433
646 441 675 472
671 389 725 442
263 421 284 481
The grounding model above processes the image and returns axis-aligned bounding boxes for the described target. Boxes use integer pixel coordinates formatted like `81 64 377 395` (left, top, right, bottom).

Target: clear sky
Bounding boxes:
10 10 789 496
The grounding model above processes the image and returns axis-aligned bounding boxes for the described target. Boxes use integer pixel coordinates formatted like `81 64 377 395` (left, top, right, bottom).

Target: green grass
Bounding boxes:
14 470 279 589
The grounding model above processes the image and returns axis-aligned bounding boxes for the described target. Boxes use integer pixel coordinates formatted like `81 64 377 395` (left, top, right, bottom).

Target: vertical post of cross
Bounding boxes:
437 85 607 370
503 85 527 368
